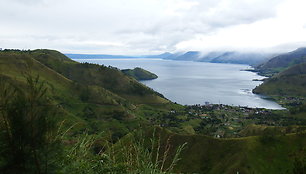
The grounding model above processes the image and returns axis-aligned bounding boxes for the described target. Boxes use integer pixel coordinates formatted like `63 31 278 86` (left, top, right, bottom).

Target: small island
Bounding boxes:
121 67 158 80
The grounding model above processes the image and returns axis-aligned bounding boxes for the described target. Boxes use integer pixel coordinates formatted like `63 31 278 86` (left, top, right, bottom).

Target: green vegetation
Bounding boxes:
254 63 306 97
0 49 168 138
0 74 184 174
254 49 306 123
154 128 306 174
0 49 306 173
256 47 306 77
253 62 306 121
0 75 61 173
60 129 186 174
141 103 306 138
122 67 158 81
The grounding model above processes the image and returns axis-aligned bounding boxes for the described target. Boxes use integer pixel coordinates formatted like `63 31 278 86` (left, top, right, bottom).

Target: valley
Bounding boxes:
2 0 306 173
0 48 306 173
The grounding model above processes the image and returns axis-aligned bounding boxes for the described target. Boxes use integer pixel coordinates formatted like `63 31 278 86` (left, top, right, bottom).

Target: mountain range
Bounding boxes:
256 47 306 76
66 50 276 66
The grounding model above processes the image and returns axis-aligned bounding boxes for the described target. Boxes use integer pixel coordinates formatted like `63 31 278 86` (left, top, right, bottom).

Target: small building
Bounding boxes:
170 110 176 114
199 114 209 119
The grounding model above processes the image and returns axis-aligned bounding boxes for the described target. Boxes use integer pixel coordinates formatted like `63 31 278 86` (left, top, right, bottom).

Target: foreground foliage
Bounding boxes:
0 76 185 174
61 130 186 174
0 75 61 173
0 49 306 173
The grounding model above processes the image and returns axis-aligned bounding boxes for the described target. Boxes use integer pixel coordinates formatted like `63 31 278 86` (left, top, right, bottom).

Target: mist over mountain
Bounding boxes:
143 52 173 59
163 51 202 61
206 52 274 65
149 50 278 65
66 50 277 66
65 53 136 59
257 47 306 73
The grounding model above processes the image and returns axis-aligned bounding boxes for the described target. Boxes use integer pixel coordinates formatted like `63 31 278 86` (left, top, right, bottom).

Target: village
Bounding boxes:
148 103 305 138
277 96 305 107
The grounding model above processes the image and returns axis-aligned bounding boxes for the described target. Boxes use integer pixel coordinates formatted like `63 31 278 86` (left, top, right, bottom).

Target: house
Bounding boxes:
199 114 209 119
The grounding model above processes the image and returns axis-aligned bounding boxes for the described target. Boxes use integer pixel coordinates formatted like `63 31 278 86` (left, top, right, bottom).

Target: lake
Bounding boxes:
73 58 284 109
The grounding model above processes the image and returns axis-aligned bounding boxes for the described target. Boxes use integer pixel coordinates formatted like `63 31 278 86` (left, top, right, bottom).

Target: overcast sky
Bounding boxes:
1 0 306 55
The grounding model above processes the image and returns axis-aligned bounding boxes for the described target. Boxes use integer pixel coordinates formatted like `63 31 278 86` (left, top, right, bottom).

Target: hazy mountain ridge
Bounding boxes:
152 51 273 65
163 51 201 61
66 50 274 66
256 47 306 76
208 51 273 65
65 53 137 59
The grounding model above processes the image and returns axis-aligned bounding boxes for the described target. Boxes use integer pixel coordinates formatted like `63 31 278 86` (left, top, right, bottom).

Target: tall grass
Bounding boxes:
61 128 186 174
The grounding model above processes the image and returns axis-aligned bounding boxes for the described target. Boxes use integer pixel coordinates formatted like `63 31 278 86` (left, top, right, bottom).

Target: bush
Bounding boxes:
0 75 61 174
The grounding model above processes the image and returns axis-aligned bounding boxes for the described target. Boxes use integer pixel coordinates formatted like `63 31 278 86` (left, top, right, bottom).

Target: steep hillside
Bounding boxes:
30 49 167 104
0 49 168 138
253 63 306 97
257 47 306 76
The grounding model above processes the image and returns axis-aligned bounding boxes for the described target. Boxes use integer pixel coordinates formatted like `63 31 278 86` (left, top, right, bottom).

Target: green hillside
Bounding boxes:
253 59 306 131
254 63 306 97
147 128 306 174
257 47 306 76
29 49 166 104
0 49 168 138
1 49 306 174
121 67 158 81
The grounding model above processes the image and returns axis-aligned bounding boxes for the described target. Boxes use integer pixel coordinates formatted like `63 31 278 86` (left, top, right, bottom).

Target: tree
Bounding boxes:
0 75 61 174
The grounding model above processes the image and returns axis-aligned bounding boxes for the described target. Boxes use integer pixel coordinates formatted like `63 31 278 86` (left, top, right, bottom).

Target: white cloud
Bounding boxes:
0 0 305 54
175 0 306 53
164 0 199 16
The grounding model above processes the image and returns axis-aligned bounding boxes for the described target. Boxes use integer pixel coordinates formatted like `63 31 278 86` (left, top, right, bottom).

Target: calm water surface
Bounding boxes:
74 58 284 109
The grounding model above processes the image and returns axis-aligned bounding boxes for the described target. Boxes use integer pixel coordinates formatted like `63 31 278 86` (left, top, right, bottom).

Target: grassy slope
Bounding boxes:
253 62 306 127
254 63 306 96
30 49 167 104
149 128 306 174
0 50 168 136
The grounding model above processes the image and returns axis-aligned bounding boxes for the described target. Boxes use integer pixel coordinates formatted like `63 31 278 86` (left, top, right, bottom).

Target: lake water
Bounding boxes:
73 58 284 109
